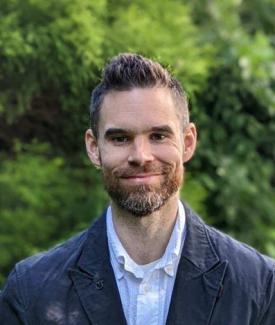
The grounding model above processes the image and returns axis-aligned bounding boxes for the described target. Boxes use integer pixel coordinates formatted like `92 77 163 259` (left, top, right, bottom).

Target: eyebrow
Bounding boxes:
104 128 130 139
150 125 174 135
104 125 174 139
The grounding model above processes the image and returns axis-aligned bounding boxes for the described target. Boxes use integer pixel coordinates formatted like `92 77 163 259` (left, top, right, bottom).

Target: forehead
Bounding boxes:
98 87 181 132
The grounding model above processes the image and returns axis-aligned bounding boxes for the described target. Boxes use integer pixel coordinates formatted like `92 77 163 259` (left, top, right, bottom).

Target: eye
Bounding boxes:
111 135 129 144
150 133 166 141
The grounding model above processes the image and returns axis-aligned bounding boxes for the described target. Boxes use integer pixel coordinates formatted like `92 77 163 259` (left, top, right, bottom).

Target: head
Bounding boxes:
86 53 196 217
90 53 190 139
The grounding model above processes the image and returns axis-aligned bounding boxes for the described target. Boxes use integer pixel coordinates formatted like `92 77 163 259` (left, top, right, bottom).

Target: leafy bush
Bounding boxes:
0 142 108 286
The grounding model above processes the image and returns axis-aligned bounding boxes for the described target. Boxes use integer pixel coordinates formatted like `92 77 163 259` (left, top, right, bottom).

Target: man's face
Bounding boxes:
86 87 196 216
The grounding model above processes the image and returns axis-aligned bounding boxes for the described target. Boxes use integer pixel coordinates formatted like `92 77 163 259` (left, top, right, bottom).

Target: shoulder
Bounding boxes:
1 215 106 309
184 204 275 314
0 229 88 321
185 205 274 276
2 230 87 302
205 222 274 273
205 222 275 321
15 229 88 281
204 218 275 310
14 213 106 279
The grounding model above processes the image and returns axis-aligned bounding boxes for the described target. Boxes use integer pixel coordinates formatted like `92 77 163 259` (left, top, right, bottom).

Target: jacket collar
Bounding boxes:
166 204 228 324
181 203 220 274
70 204 228 325
69 210 127 325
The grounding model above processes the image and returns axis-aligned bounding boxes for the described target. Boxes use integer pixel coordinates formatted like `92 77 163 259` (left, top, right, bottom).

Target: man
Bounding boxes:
1 53 275 324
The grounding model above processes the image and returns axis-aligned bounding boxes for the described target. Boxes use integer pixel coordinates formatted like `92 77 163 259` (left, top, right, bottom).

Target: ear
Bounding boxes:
85 129 101 167
182 123 197 163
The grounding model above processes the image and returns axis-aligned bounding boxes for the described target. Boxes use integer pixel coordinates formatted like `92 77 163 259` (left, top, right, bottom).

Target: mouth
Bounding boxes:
121 173 162 184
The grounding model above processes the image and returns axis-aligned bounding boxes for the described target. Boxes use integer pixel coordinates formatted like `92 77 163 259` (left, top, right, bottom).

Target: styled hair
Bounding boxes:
90 53 189 138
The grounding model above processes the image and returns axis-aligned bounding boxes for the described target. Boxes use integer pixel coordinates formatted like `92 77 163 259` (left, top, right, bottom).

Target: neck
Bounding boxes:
111 193 179 265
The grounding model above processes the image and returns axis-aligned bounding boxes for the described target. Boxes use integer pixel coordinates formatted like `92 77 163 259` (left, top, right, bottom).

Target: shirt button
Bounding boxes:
140 283 149 293
165 265 173 273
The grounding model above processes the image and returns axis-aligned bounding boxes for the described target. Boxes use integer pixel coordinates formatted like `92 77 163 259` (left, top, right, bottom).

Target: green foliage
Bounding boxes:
187 0 275 253
193 63 275 253
1 0 275 285
181 175 208 218
0 0 106 122
0 142 108 286
104 0 214 93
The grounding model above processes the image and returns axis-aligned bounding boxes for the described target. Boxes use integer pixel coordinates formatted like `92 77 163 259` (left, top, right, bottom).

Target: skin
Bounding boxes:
85 87 197 264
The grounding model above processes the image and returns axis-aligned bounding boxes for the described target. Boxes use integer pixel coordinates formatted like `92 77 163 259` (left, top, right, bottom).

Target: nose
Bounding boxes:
128 136 154 166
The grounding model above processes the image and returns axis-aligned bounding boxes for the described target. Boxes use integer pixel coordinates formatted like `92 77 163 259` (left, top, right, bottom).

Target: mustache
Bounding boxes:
112 165 173 178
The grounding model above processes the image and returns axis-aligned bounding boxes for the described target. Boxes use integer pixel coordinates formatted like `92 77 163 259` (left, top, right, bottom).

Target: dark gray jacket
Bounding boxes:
1 205 275 324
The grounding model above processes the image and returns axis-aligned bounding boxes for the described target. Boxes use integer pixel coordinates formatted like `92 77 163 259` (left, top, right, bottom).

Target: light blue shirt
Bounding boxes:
107 201 186 325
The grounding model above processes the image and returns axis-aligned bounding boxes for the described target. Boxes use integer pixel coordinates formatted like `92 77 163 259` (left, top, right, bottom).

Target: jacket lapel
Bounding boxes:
166 205 228 325
69 205 228 325
69 213 127 325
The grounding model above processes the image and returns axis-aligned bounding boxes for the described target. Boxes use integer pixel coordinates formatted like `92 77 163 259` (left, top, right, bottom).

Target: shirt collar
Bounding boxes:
106 201 186 279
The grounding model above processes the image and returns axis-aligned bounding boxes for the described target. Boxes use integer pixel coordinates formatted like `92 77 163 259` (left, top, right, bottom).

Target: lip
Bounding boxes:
121 173 162 184
122 173 161 178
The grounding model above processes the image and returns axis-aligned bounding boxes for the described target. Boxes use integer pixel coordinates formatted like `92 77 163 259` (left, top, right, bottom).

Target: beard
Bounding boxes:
101 164 183 217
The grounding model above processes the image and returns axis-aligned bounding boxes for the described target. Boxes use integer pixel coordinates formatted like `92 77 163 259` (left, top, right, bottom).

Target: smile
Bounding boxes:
121 174 162 184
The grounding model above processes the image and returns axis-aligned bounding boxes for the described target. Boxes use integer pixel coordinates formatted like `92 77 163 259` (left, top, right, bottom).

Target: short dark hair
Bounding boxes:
90 53 189 138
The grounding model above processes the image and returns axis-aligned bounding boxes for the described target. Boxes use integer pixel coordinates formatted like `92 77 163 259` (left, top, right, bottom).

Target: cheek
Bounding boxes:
153 145 183 167
99 146 129 169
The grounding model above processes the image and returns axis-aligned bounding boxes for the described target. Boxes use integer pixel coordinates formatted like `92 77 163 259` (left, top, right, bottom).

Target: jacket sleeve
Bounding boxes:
0 268 27 325
258 264 275 324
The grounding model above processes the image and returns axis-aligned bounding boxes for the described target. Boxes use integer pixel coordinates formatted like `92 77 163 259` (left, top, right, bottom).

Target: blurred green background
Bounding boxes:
1 0 275 287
